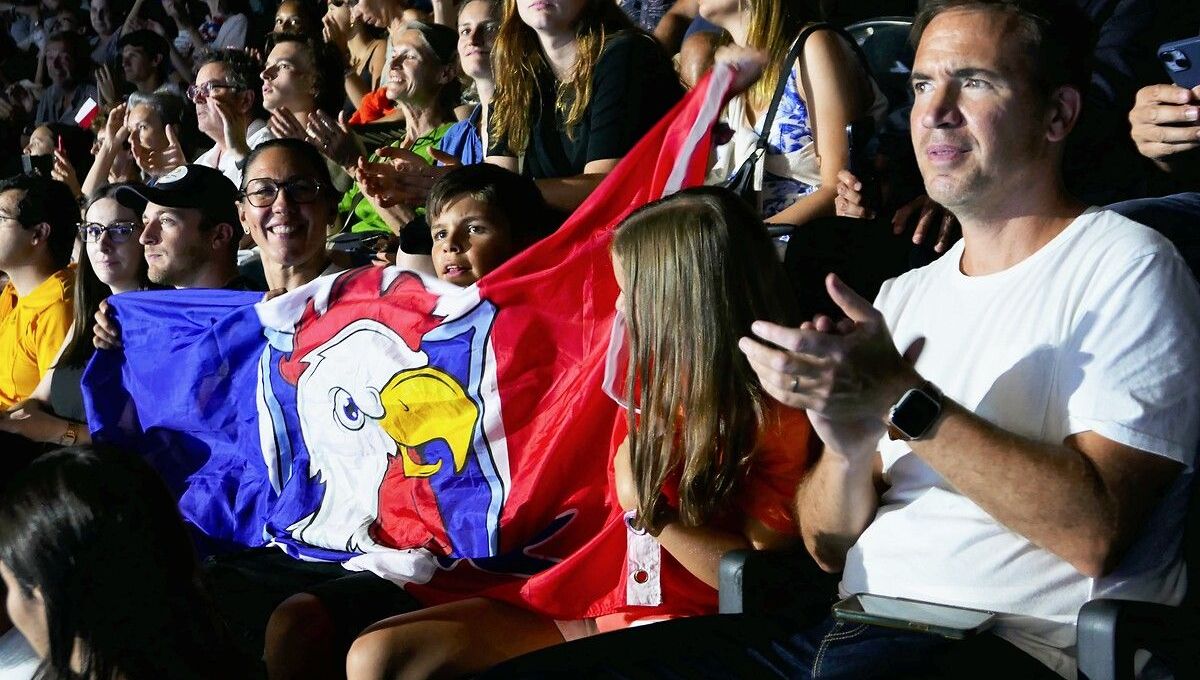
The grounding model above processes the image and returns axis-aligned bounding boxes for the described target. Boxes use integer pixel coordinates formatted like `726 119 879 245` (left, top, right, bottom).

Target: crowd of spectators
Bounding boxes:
1 0 1199 677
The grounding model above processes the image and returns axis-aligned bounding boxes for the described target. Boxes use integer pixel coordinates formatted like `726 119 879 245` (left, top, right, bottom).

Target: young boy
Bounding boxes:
397 164 555 285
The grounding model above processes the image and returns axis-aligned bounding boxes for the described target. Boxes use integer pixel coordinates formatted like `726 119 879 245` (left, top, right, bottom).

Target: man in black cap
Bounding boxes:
117 164 248 290
93 164 261 350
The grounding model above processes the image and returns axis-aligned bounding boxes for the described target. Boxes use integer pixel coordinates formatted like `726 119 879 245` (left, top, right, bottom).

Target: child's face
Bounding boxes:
431 196 517 287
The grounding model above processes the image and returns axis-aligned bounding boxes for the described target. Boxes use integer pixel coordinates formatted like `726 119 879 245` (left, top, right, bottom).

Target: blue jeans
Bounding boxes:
481 613 1060 679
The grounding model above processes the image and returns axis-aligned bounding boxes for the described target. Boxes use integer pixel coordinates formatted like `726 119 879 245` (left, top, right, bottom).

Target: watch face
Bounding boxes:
891 389 941 438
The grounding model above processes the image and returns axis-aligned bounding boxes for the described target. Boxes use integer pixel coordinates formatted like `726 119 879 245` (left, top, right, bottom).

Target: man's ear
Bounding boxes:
438 64 457 86
211 221 236 251
237 89 256 116
1046 84 1083 143
30 221 51 247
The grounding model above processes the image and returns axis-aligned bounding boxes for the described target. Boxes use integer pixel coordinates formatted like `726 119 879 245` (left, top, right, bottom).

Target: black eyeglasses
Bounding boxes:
240 178 324 207
77 221 140 243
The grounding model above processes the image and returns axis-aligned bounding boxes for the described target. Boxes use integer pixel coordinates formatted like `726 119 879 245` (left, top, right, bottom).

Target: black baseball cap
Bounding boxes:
116 164 241 227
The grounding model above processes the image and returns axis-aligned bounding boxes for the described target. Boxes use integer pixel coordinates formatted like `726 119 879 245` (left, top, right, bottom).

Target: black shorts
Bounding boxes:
202 547 420 668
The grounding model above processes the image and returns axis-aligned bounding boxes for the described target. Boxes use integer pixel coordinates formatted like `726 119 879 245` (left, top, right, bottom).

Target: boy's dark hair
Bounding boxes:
426 164 554 245
0 174 81 268
118 29 171 82
194 48 266 121
912 0 1095 98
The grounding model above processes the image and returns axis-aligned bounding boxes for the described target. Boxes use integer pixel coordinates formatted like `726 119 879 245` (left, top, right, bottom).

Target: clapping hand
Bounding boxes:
96 64 119 105
212 95 249 155
359 146 459 207
268 106 308 141
130 124 186 178
305 110 362 168
738 274 925 457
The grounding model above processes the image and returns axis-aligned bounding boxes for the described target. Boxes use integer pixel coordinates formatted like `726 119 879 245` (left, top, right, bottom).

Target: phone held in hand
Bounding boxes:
21 153 53 177
832 593 997 640
1158 36 1200 90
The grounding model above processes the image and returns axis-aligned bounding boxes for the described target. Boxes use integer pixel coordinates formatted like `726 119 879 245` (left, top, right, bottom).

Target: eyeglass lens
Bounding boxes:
242 179 322 207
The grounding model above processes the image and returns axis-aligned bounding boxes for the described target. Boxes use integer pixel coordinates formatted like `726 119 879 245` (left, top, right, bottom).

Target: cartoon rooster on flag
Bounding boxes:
266 267 506 558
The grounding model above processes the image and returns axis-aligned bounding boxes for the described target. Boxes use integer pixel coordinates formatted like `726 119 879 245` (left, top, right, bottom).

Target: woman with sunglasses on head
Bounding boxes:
0 183 153 456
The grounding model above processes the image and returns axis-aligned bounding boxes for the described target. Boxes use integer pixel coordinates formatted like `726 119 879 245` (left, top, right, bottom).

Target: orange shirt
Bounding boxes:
0 267 74 408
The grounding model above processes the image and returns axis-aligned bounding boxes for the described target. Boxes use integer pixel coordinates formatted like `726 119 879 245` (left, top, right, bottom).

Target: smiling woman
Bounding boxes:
237 138 348 292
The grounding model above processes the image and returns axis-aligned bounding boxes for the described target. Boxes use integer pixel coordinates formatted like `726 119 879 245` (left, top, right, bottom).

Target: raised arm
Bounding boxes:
652 0 699 55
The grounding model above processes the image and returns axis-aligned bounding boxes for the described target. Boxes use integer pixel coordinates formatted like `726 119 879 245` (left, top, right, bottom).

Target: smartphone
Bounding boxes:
845 119 879 214
21 153 53 177
832 593 997 640
846 119 875 181
1158 36 1200 89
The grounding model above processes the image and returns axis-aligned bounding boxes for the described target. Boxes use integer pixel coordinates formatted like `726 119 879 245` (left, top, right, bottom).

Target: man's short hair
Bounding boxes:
912 0 1096 97
118 29 171 81
426 164 554 245
45 31 88 81
0 175 81 268
193 48 265 118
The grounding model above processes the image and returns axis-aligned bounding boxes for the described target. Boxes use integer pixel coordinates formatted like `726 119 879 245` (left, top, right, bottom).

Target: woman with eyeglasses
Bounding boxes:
0 183 153 452
236 138 350 292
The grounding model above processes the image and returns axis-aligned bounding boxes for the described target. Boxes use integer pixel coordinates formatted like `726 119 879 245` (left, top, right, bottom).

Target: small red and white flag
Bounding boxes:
74 97 99 128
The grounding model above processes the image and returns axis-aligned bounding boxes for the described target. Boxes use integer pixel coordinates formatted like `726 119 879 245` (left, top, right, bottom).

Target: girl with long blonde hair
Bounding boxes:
485 0 684 214
345 186 813 679
704 0 886 226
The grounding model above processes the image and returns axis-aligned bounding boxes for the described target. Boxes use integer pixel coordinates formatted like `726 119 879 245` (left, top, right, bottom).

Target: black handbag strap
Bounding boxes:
755 22 834 153
756 22 875 154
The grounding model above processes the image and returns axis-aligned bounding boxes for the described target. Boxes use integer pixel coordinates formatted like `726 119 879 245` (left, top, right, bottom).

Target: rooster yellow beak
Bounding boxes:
378 367 478 478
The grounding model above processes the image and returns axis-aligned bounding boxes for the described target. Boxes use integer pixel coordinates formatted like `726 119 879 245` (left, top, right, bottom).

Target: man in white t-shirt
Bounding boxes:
737 0 1200 677
471 1 1200 679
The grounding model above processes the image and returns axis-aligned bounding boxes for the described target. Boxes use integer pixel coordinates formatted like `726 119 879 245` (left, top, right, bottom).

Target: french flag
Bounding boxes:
82 66 734 620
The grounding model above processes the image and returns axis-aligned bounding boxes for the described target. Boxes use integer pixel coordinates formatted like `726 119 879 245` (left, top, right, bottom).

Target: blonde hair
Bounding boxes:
613 187 798 532
490 0 635 153
741 0 806 115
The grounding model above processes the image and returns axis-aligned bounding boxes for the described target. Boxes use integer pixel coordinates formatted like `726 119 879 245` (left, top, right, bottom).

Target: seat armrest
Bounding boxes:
718 547 840 618
1077 598 1200 680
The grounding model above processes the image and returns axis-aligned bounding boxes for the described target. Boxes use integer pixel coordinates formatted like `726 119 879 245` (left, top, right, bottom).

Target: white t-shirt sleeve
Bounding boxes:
1060 240 1200 468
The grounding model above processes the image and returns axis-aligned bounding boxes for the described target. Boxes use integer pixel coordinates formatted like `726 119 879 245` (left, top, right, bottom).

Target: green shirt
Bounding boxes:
339 122 455 234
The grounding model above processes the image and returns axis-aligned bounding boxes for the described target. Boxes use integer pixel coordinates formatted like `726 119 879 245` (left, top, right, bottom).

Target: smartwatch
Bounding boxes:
886 382 943 441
